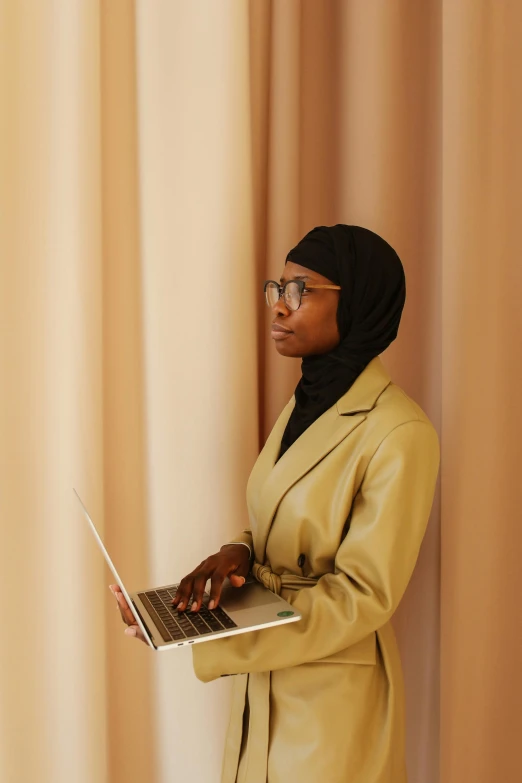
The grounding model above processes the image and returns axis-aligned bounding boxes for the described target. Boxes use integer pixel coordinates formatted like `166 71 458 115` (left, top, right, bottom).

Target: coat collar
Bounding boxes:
251 355 392 562
336 353 392 414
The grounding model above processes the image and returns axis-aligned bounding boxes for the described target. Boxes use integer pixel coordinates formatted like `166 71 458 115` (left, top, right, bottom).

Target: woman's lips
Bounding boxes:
271 325 293 340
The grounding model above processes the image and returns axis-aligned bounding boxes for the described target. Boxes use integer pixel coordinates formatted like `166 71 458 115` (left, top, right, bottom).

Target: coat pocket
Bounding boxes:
311 631 377 666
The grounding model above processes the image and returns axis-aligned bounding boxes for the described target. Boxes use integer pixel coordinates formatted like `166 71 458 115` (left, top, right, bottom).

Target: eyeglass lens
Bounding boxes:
265 281 301 311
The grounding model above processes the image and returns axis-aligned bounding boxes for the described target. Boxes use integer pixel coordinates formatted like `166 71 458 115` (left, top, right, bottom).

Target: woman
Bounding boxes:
111 224 440 783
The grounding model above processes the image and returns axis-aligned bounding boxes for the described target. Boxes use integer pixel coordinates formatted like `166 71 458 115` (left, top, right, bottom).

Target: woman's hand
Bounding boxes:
172 543 251 613
109 584 148 644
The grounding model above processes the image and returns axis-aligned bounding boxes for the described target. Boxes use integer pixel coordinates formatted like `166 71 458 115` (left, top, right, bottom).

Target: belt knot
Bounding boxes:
252 562 282 595
252 562 319 595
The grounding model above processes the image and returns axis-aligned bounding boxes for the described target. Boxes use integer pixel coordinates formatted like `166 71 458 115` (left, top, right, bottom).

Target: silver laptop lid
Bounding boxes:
73 488 155 649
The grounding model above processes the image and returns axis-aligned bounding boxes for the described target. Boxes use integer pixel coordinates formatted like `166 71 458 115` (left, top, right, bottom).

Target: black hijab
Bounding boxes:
277 224 406 461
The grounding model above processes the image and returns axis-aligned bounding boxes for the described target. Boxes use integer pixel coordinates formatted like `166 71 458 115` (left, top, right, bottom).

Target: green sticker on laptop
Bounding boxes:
277 610 294 617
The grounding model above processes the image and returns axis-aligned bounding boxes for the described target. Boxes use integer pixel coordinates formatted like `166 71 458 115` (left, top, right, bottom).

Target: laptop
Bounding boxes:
73 488 301 651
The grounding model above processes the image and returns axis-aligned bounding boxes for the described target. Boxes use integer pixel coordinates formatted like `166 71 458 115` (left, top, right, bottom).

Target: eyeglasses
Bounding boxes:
263 279 341 311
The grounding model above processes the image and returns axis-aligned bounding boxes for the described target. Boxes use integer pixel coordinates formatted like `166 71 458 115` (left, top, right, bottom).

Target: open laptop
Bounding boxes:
73 488 301 651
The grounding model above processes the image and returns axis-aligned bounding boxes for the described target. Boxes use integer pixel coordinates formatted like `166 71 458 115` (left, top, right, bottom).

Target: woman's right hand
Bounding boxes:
109 583 148 644
171 543 251 613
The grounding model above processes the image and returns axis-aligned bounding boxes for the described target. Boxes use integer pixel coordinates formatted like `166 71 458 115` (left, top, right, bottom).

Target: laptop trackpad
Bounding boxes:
219 580 281 612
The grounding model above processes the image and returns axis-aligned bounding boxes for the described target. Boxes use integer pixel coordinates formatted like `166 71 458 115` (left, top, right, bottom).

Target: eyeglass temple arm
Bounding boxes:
305 284 341 290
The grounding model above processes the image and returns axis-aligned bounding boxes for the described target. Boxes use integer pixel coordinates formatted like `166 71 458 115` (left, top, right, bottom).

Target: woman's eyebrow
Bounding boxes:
279 274 312 283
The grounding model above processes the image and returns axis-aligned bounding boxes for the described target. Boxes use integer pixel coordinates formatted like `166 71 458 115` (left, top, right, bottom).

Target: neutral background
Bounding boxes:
1 1 521 782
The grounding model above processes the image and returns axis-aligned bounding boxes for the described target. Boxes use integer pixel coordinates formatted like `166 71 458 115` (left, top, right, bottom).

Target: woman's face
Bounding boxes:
270 261 341 358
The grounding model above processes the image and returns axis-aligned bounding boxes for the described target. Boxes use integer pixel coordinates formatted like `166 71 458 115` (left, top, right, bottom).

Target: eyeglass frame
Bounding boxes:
263 278 341 311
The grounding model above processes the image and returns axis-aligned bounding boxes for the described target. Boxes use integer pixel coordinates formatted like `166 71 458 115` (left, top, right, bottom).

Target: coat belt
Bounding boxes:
251 561 318 595
228 562 318 783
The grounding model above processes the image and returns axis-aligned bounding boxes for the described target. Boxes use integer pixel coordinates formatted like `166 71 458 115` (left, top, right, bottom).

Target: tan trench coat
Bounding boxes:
192 355 440 783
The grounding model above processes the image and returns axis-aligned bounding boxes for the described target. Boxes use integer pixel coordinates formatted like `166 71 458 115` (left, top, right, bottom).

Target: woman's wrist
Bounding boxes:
221 541 252 559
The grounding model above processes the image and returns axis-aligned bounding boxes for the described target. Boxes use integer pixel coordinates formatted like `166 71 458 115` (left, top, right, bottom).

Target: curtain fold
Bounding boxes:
100 3 159 781
0 1 519 781
441 3 522 781
0 2 107 781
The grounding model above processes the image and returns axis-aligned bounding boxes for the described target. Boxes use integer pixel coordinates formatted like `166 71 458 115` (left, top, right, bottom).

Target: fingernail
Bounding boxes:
125 627 136 637
238 576 246 585
191 601 198 612
208 600 215 610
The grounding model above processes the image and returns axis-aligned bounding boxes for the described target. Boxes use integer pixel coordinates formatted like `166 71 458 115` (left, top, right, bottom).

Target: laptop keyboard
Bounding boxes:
137 586 237 644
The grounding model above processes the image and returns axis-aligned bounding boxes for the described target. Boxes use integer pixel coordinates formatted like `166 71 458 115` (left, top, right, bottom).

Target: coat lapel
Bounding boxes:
251 355 392 563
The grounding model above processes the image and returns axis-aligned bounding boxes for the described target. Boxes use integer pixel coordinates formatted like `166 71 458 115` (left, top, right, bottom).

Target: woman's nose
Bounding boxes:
272 296 290 317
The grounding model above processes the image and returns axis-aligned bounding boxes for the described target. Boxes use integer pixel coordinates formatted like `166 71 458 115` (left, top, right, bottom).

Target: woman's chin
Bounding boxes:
274 342 302 358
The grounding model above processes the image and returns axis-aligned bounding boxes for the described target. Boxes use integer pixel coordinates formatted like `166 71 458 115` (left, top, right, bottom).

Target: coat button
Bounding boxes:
297 553 305 568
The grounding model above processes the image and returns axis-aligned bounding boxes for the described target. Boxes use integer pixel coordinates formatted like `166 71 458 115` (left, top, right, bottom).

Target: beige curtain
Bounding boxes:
1 2 520 782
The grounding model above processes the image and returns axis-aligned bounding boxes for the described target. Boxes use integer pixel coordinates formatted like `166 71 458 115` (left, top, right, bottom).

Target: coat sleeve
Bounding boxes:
224 527 253 552
192 419 440 682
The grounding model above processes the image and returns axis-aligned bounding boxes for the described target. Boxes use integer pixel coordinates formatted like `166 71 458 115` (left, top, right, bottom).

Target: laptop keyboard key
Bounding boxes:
212 606 237 629
138 592 171 642
141 586 238 640
198 606 225 631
